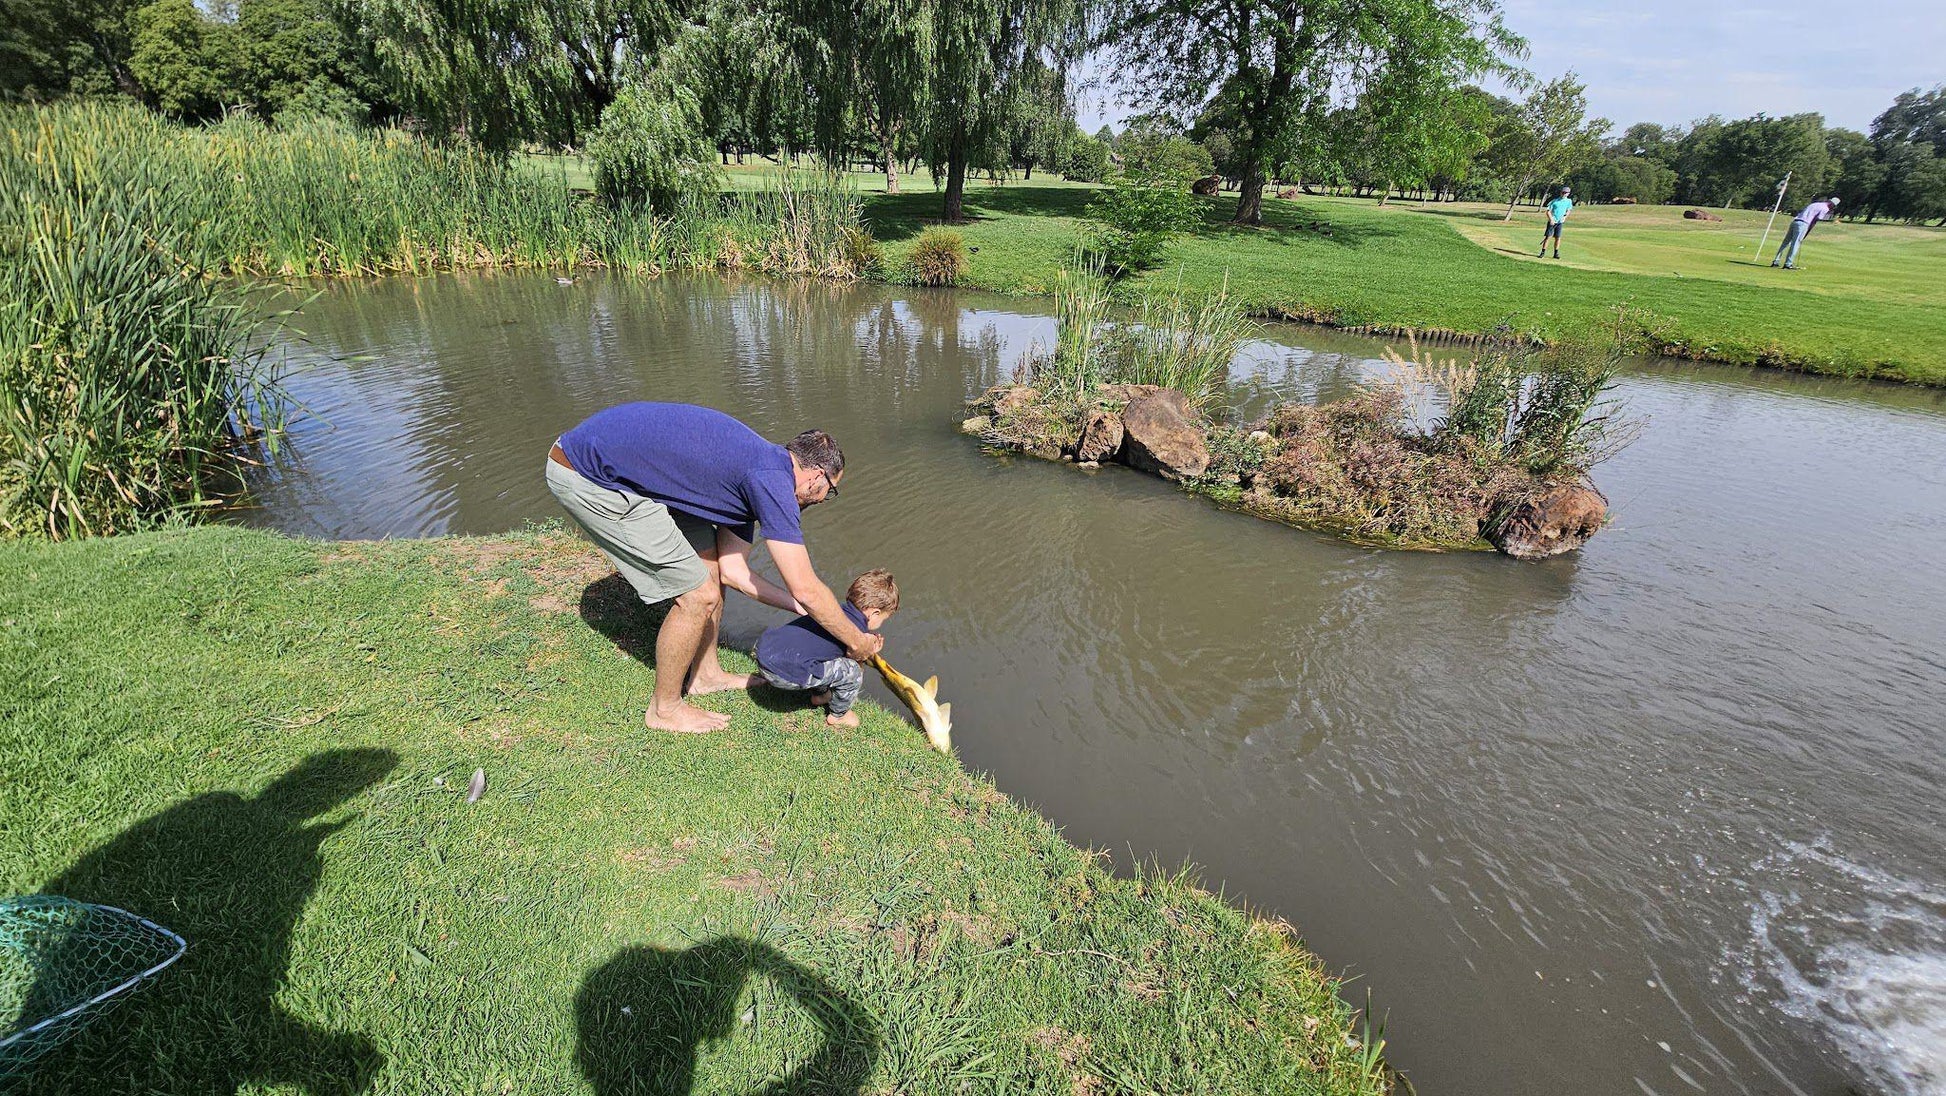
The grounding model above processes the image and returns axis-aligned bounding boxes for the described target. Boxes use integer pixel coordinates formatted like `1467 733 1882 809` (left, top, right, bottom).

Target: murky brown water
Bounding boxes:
244 272 1946 1096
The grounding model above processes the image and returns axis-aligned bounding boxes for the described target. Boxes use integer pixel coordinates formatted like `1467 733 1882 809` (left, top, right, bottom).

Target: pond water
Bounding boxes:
243 272 1946 1096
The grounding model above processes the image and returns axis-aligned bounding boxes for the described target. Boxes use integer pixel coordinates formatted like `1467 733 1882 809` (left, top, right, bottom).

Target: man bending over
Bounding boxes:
546 403 883 734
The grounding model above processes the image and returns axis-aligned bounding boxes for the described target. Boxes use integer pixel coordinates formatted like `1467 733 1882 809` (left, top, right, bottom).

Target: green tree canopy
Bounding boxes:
1099 0 1521 224
128 0 235 119
2 0 147 100
346 0 695 149
1870 85 1946 155
234 0 389 122
1479 72 1606 218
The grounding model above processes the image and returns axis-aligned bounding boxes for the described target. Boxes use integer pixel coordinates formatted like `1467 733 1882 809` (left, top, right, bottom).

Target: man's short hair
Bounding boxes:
846 569 899 612
786 430 844 479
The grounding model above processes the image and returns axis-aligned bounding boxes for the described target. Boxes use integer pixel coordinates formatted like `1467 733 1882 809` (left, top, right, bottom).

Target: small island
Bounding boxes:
961 285 1633 559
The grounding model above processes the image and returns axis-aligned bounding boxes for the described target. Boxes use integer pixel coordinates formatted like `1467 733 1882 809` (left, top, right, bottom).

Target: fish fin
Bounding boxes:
923 675 939 698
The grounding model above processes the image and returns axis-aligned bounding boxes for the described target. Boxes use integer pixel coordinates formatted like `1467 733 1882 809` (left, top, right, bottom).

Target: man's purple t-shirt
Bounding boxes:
558 402 803 545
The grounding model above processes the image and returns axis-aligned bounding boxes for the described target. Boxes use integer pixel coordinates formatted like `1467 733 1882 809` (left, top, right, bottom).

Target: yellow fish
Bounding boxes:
869 655 953 754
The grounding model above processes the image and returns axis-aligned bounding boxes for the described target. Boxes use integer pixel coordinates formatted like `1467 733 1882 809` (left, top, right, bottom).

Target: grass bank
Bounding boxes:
855 185 1946 385
0 525 1390 1094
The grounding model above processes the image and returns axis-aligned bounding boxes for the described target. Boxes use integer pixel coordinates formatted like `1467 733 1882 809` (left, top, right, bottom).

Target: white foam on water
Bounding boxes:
1736 840 1946 1096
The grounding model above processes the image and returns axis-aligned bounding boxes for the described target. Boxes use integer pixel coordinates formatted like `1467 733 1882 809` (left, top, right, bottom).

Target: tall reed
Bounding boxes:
1045 262 1114 396
1102 281 1251 411
0 103 877 280
0 103 883 538
1031 264 1251 411
0 138 287 538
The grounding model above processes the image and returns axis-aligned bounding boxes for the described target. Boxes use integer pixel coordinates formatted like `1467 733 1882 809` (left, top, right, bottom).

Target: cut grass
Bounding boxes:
0 525 1385 1095
852 185 1946 384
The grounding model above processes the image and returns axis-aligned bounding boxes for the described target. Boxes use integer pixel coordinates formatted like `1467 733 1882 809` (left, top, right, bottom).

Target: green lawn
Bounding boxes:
0 525 1384 1095
512 157 1944 382
865 187 1946 384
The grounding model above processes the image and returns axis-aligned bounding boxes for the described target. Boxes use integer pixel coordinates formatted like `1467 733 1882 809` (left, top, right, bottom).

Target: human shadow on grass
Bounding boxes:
23 749 397 1096
578 574 828 719
576 937 879 1095
1403 204 1516 223
579 572 672 668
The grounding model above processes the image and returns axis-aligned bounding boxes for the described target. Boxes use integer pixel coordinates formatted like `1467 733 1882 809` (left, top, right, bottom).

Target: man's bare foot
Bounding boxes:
644 702 728 734
686 670 761 696
825 710 860 729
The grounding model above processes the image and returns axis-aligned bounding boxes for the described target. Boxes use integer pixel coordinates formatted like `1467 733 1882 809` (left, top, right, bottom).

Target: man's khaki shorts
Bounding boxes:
545 457 712 604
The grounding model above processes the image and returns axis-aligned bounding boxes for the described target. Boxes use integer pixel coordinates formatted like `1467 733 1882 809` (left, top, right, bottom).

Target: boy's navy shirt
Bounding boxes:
757 603 871 684
558 402 803 545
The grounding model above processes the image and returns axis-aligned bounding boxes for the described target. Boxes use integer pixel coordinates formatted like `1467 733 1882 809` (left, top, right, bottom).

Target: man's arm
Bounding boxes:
769 541 883 661
715 528 803 613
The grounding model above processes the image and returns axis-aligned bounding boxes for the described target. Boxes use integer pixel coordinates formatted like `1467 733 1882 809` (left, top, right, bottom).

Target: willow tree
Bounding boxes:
788 0 1080 217
1345 45 1499 204
348 0 693 148
1100 0 1519 224
784 0 930 192
928 0 1083 220
681 0 816 163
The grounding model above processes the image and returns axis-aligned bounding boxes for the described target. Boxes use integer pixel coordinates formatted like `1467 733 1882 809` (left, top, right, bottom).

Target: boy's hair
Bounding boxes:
846 569 899 613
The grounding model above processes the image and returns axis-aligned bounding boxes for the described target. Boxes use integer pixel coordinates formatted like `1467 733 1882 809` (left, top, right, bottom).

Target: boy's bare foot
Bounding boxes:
686 669 761 696
825 710 860 729
645 702 728 734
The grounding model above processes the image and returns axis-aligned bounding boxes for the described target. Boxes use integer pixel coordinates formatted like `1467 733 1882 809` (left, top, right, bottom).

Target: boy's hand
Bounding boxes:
847 633 884 661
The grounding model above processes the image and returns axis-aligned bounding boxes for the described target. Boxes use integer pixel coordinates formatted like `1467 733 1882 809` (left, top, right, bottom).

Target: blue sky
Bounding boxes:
1078 0 1945 137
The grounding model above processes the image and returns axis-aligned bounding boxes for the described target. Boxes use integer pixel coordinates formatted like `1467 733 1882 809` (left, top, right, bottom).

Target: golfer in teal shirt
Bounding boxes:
1539 186 1573 259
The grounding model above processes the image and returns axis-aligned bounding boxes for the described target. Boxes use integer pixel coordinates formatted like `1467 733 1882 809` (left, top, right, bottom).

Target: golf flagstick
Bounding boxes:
1755 170 1791 258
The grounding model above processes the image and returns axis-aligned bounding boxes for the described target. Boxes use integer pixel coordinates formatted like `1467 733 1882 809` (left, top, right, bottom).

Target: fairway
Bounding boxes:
1431 199 1945 308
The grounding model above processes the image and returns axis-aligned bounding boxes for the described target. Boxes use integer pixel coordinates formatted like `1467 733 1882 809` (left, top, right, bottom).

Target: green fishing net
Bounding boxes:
0 896 186 1078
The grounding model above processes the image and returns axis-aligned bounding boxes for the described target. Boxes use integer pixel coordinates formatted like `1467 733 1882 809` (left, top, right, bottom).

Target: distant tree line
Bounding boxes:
5 0 1941 226
1560 88 1946 223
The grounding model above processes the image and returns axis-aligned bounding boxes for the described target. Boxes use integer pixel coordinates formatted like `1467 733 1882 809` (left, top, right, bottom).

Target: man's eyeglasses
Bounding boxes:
819 469 839 500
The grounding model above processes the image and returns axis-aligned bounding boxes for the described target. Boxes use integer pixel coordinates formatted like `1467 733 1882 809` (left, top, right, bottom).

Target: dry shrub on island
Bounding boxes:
1242 321 1642 546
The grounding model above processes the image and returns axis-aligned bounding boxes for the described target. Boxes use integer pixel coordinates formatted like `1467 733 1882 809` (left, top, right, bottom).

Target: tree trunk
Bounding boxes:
1233 165 1266 226
943 124 968 222
1024 160 1034 180
884 140 899 195
1503 179 1527 221
1378 180 1392 207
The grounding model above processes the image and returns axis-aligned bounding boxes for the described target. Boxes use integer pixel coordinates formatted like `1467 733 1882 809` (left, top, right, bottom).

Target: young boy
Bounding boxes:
755 570 897 728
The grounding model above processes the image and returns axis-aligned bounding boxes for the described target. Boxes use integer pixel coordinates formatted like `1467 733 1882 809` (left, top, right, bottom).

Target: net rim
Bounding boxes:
0 901 188 1052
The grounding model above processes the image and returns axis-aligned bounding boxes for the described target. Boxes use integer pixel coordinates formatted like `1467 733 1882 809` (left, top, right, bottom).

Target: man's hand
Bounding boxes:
769 541 875 655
